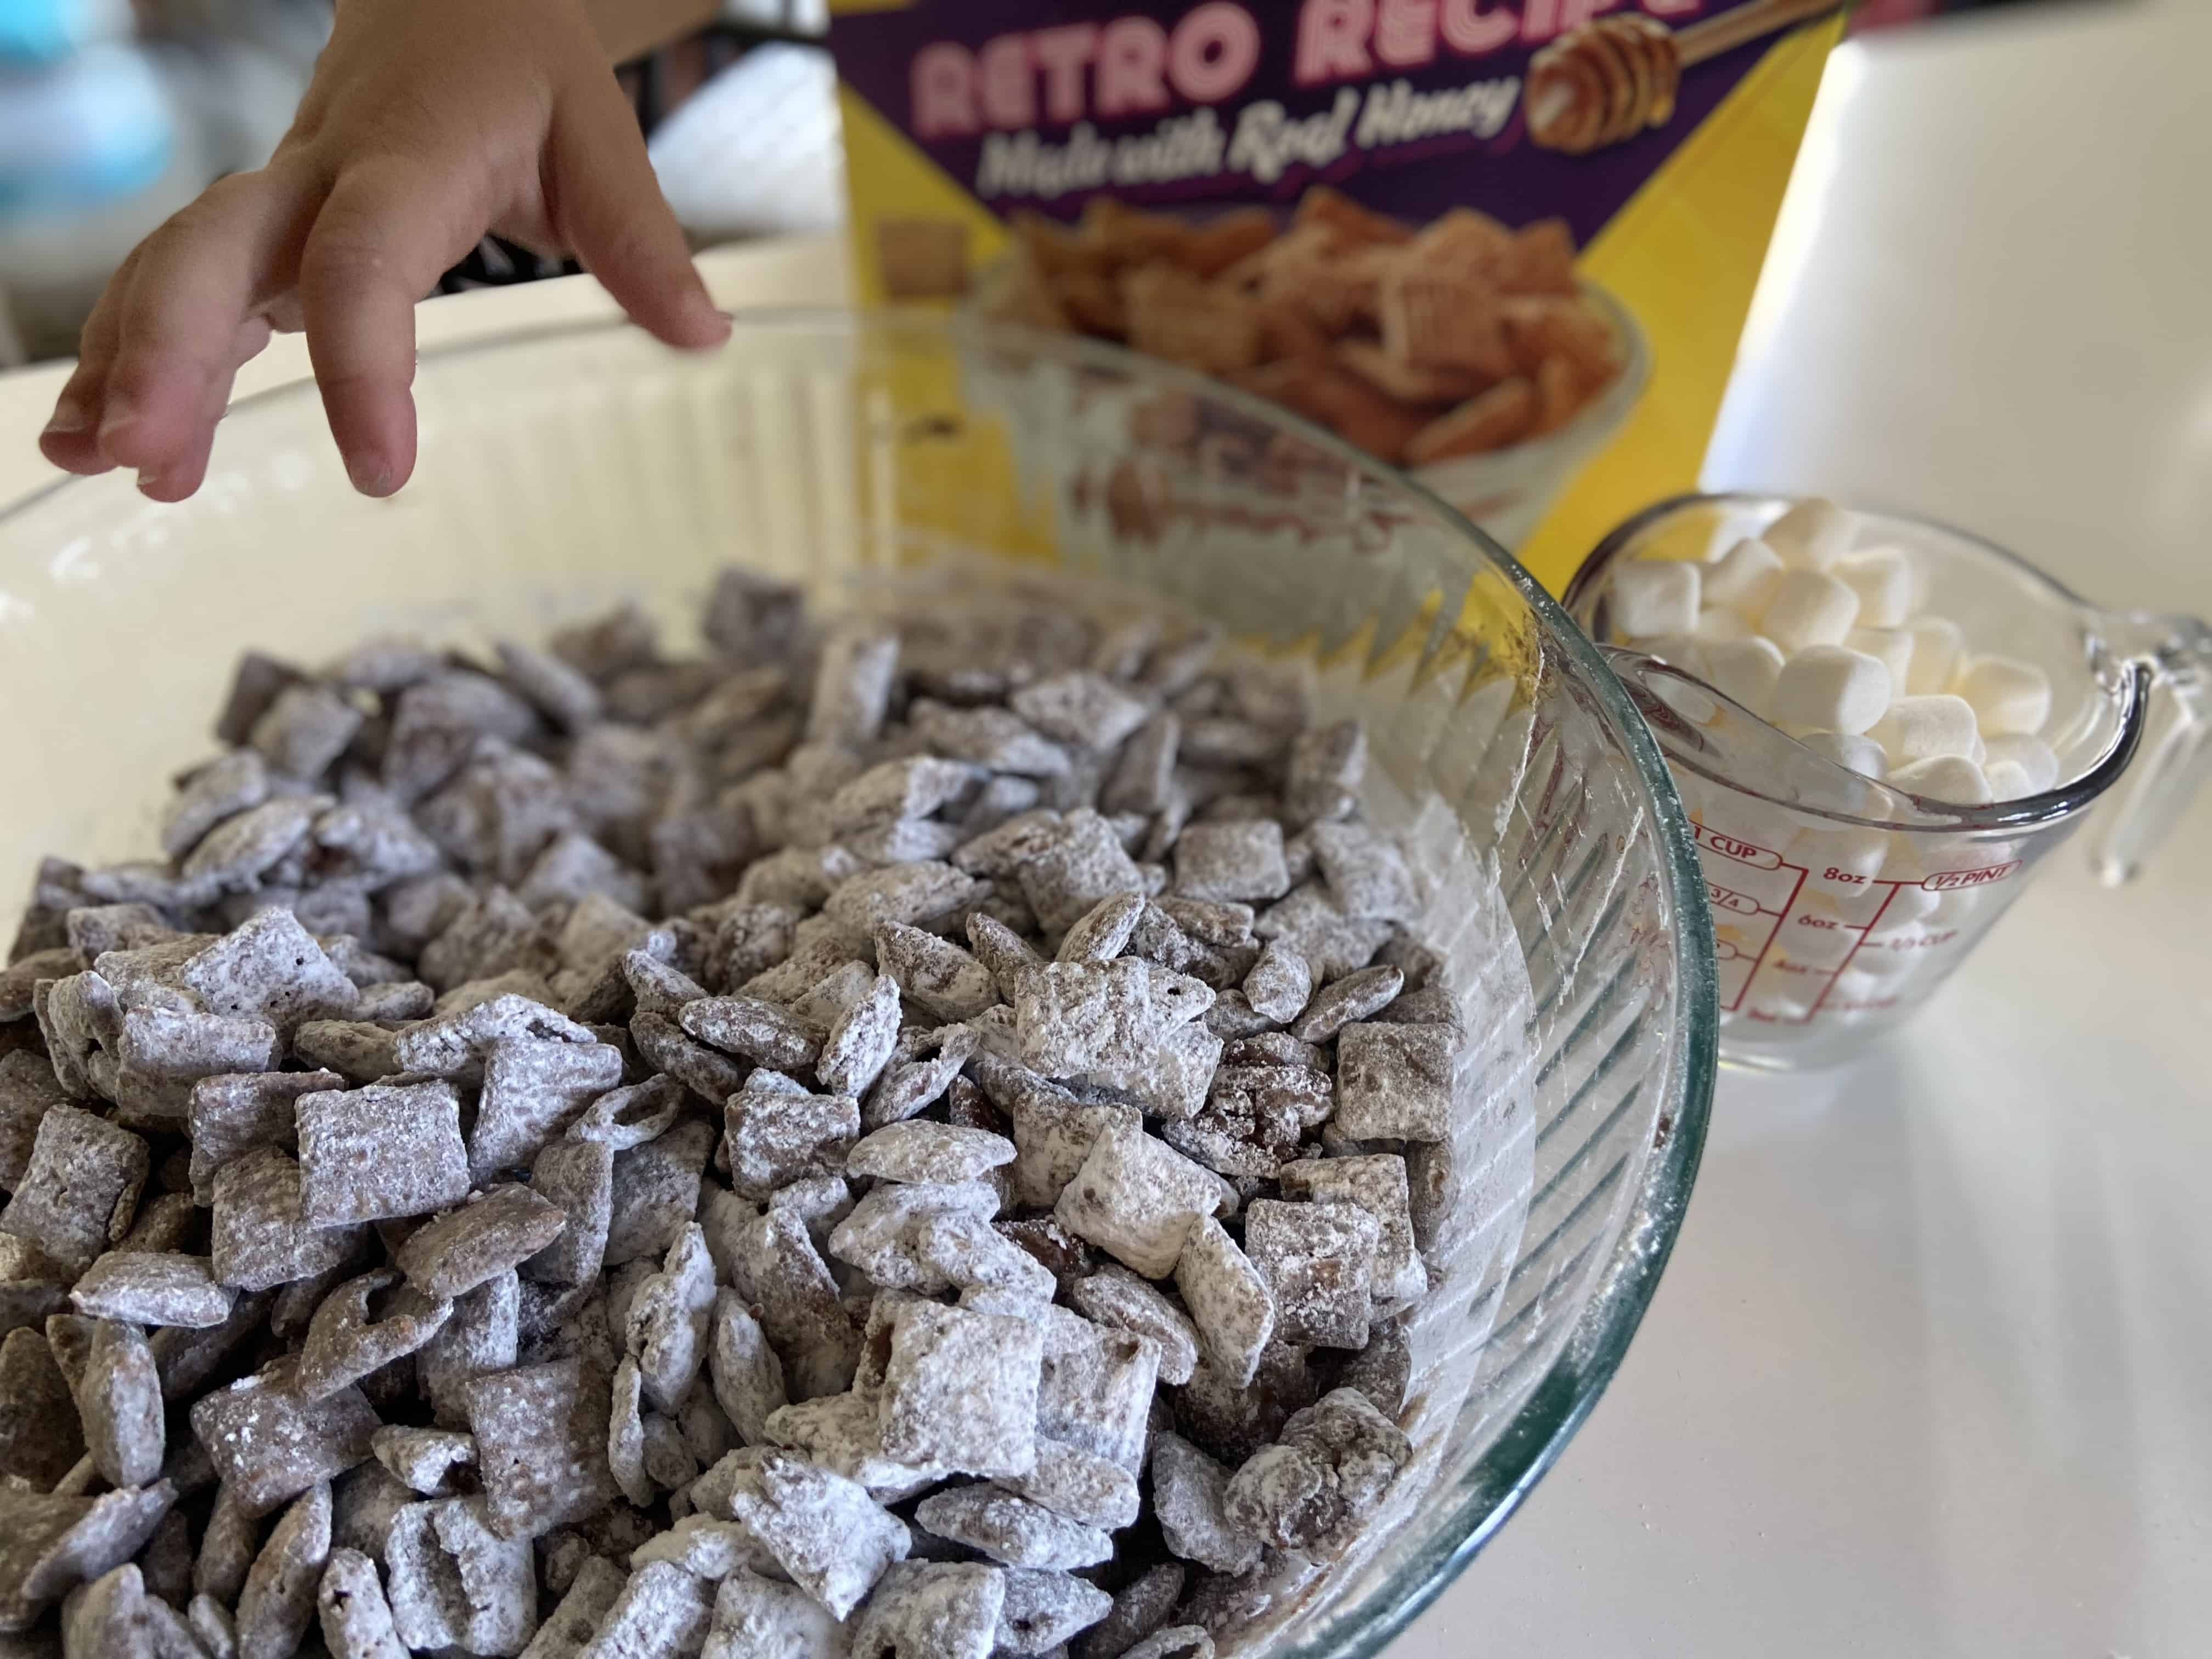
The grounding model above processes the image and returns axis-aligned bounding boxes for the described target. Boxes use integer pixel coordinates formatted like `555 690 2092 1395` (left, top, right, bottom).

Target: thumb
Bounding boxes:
548 79 729 350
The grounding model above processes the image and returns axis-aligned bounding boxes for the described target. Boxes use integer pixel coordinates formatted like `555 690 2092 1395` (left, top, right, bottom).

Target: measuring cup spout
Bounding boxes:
2089 610 2212 885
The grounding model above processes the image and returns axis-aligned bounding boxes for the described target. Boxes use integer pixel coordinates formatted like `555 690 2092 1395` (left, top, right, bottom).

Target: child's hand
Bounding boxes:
38 0 729 501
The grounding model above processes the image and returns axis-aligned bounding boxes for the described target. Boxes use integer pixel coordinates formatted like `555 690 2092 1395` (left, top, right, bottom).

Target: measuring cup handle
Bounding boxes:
2091 613 2212 885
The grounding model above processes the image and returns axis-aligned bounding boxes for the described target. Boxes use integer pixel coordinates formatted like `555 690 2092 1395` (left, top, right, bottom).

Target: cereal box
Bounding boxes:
828 0 1844 592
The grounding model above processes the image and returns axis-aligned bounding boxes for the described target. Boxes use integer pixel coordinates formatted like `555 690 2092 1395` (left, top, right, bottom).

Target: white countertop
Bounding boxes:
4 3 2208 1647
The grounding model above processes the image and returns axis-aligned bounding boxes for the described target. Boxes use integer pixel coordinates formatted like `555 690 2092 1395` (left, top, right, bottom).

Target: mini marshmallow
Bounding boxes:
1610 560 1701 638
1983 734 2059 793
1832 549 1915 628
1693 607 1757 644
1760 500 1855 571
1983 759 2033 800
1756 570 1859 653
1954 656 2051 737
1845 627 1914 688
1699 637 1785 717
1869 695 1979 763
1797 730 1888 780
1632 635 1708 679
1770 646 1891 736
1701 537 1785 611
1889 754 1994 805
1902 617 1964 695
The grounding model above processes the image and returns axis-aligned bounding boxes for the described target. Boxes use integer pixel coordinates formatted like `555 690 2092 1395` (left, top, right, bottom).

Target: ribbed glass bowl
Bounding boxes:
0 311 1713 1655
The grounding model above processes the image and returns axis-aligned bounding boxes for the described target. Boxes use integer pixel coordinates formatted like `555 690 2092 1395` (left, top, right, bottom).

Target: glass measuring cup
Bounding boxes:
1566 493 2212 1070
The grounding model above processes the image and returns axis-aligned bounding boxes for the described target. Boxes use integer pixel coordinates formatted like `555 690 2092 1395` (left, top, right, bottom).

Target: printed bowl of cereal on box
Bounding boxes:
963 188 1650 553
0 310 1708 1657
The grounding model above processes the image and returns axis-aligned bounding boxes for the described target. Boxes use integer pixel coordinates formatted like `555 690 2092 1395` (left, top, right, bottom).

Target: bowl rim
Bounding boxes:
1 306 1717 1647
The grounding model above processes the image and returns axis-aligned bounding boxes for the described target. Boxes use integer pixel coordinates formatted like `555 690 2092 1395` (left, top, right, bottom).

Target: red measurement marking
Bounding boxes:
1693 822 1782 870
1921 861 2021 891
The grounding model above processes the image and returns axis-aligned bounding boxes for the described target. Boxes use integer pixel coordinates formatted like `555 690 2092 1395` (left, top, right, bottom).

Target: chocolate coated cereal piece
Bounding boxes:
0 1481 176 1633
297 1270 453 1401
179 799 322 894
174 910 358 1037
848 1122 1014 1186
1067 1267 1200 1388
1238 944 1310 1028
69 1252 232 1329
913 1486 1110 1572
1 1106 148 1275
1240 1201 1377 1351
572 1075 687 1152
525 1138 616 1286
1171 1220 1273 1389
701 1568 843 1659
290 1020 402 1086
730 1207 856 1402
520 1553 625 1659
297 1081 470 1227
860 1026 979 1132
191 1359 379 1517
316 1545 408 1659
827 1182 997 1295
1079 1022 1220 1124
912 1213 1054 1302
1054 894 1145 967
1275 1155 1426 1306
625 1224 716 1412
726 1452 910 1619
602 1120 715 1268
816 974 901 1098
110 1005 282 1130
0 1328 83 1486
630 1012 749 1106
1076 1564 1182 1659
1015 812 1146 935
1330 1023 1454 1142
724 1080 860 1201
877 1302 1042 1479
187 1070 342 1203
1250 887 1394 984
464 1356 619 1539
873 923 998 1024
847 1561 1005 1659
1116 1624 1212 1659
1171 824 1289 907
385 1495 537 1655
1150 1432 1261 1576
1288 965 1403 1046
1053 1124 1218 1282
1220 1388 1410 1557
470 1037 627 1182
162 750 272 861
370 1425 476 1495
995 1438 1139 1531
1306 823 1419 923
681 996 820 1070
1033 1312 1157 1474
72 1318 163 1486
396 1186 568 1301
234 1481 330 1659
209 1148 364 1294
417 1271 520 1429
630 1513 776 1582
707 1290 786 1446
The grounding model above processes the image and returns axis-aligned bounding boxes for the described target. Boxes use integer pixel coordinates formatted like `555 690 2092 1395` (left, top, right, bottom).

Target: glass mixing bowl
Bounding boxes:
0 311 1714 1654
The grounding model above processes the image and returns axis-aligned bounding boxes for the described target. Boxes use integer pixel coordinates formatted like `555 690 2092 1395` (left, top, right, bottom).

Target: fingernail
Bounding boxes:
43 396 88 437
97 395 139 452
136 469 172 501
348 456 395 497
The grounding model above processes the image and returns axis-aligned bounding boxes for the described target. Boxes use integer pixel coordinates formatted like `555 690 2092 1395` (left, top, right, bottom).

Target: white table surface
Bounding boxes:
3 4 2208 1649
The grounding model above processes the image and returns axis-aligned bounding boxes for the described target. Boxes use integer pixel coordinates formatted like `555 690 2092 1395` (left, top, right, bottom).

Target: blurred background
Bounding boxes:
0 0 2064 366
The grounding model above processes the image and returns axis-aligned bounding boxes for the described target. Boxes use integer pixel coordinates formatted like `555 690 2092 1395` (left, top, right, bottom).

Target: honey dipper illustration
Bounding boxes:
1527 0 1841 155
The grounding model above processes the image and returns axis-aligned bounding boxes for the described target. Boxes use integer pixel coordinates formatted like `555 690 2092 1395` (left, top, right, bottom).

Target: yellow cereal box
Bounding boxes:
830 0 1843 592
